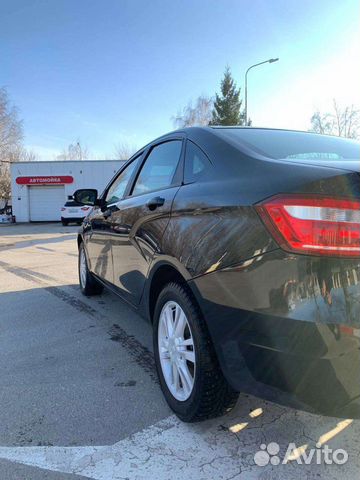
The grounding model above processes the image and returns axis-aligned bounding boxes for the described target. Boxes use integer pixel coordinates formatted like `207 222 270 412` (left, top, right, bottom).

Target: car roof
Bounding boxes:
187 125 344 137
139 126 354 147
170 125 354 139
129 126 358 166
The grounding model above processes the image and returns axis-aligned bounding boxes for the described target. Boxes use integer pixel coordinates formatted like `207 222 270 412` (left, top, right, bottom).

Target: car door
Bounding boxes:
85 155 143 283
110 138 184 305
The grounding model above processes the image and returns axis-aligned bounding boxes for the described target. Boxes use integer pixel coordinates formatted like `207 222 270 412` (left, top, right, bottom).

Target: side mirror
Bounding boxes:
73 189 98 206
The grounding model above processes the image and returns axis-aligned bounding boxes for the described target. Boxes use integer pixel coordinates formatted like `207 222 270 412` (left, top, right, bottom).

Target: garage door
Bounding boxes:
29 186 65 221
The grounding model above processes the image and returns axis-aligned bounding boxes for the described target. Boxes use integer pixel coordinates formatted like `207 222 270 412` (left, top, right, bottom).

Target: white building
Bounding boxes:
11 160 124 222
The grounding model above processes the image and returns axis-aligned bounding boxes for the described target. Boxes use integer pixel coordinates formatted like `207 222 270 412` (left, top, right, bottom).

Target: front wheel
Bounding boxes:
153 282 239 422
78 243 103 296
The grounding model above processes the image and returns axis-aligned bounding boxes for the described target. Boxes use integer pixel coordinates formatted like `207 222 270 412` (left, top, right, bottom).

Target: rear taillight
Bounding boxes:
256 194 360 257
61 207 66 211
81 206 90 211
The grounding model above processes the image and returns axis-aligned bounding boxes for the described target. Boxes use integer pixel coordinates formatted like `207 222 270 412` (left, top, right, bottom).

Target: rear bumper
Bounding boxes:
191 250 360 418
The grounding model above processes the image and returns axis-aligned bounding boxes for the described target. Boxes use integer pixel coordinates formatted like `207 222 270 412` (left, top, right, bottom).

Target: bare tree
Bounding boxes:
0 87 26 203
310 100 360 139
0 171 11 205
113 142 137 160
0 149 37 204
173 95 213 128
332 101 360 139
20 149 37 162
310 111 333 136
0 87 23 163
56 140 90 160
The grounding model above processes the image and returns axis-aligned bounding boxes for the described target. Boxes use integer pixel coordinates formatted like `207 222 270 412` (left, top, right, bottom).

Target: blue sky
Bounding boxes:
1 0 359 159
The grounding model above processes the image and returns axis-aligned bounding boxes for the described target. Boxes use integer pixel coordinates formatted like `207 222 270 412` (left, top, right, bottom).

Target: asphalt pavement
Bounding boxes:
0 223 359 479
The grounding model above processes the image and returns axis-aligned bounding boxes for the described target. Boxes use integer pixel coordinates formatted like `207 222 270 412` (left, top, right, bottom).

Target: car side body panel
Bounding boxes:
110 186 181 305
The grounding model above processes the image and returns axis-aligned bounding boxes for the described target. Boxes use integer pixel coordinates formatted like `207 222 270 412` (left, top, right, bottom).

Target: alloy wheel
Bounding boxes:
79 248 87 288
158 301 196 401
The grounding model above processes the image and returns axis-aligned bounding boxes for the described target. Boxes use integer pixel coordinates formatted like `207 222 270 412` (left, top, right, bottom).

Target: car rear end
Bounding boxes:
61 201 92 225
191 129 360 418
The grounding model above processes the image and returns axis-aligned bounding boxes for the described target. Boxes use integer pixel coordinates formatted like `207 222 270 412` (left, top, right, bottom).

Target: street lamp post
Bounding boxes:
244 58 279 125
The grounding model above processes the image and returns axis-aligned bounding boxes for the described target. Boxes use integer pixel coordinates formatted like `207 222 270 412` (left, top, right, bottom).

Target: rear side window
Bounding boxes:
184 141 211 183
214 128 360 160
132 140 182 196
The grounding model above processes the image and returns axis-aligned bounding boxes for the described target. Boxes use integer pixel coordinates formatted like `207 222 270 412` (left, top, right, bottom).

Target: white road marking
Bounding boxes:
0 400 359 480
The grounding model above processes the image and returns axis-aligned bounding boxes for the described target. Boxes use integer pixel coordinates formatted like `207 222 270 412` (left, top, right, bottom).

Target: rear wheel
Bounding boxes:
78 243 103 296
61 218 68 226
153 282 239 422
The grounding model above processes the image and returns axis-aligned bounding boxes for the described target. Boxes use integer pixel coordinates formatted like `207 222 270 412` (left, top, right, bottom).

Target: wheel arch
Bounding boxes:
145 259 202 324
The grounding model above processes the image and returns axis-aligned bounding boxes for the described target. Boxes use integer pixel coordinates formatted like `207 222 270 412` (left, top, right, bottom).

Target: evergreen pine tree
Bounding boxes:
210 67 244 125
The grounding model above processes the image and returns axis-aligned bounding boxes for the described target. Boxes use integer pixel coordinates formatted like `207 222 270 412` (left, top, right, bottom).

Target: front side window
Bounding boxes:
184 141 211 183
132 140 182 196
105 156 142 204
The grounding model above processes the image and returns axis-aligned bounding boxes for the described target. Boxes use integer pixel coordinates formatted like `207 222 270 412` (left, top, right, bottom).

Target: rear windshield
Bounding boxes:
214 128 360 161
64 201 82 207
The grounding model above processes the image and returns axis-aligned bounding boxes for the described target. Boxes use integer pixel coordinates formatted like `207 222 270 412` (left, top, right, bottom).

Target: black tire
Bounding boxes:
61 218 68 226
153 282 239 422
78 242 104 296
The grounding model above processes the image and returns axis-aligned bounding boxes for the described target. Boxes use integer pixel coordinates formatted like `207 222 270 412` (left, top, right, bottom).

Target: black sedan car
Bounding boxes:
75 127 360 422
